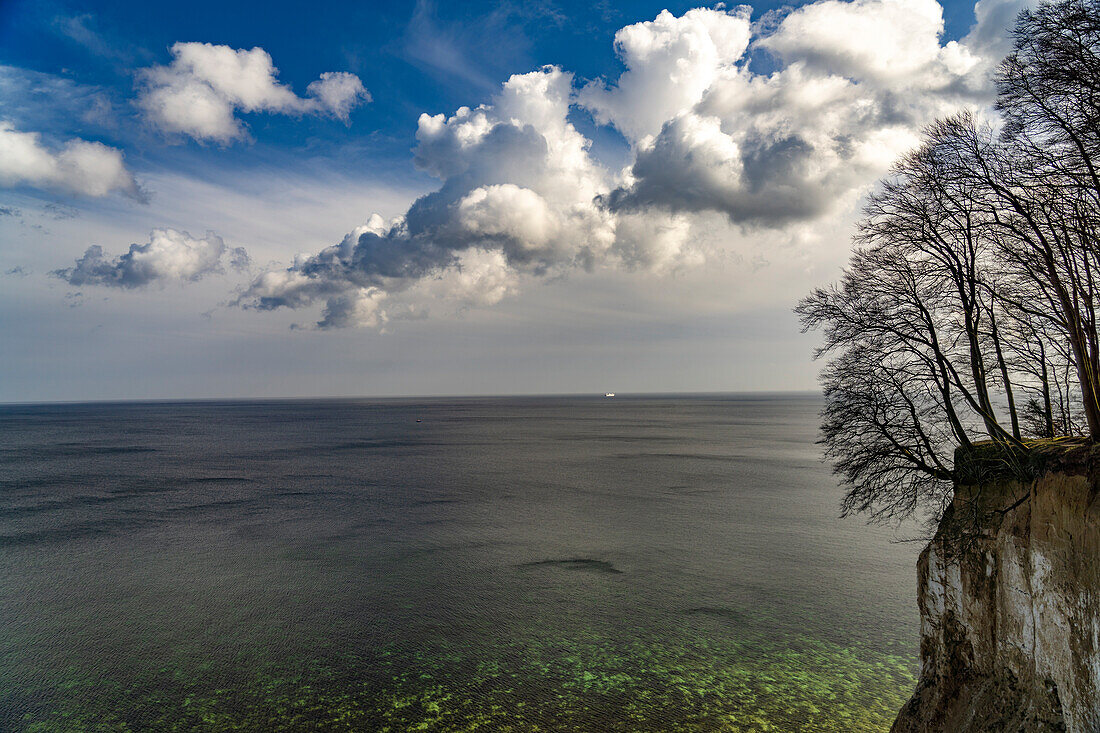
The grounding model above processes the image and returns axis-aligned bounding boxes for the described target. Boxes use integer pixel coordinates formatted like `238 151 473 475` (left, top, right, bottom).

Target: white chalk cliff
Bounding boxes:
893 443 1100 732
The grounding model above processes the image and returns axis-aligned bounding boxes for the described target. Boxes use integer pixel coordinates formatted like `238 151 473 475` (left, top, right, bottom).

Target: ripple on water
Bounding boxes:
518 558 624 574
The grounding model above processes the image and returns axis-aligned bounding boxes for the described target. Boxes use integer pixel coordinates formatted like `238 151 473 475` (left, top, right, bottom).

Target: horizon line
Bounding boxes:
0 388 824 408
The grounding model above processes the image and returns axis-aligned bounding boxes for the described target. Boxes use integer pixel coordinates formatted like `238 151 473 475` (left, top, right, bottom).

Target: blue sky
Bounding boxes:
0 0 984 164
0 0 1028 401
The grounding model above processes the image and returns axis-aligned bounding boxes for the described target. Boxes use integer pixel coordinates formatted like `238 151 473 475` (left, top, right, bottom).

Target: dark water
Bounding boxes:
0 395 919 731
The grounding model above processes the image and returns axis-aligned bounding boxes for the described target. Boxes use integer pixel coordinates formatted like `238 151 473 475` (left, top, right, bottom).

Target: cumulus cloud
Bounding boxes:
0 121 143 199
964 0 1034 60
53 229 248 288
594 0 995 226
757 0 978 84
138 43 369 143
238 66 616 327
577 8 754 143
240 0 1022 328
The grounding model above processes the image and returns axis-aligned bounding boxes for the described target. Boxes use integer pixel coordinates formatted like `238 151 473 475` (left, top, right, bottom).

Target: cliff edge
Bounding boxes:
892 442 1100 733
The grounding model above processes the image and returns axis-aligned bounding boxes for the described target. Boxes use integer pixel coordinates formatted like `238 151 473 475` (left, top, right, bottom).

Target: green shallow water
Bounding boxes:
17 629 914 732
0 396 919 730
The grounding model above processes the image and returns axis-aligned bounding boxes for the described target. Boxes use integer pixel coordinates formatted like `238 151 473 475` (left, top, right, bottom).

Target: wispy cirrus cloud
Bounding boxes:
53 12 137 63
400 0 565 95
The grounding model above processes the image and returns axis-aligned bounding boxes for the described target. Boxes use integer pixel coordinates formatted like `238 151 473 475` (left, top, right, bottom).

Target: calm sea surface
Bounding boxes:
0 395 919 731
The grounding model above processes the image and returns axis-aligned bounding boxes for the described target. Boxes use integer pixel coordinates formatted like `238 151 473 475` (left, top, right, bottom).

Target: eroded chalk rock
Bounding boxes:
893 443 1100 733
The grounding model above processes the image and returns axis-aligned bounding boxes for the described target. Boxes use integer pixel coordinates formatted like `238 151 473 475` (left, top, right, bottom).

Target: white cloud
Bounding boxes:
239 0 1023 329
316 287 388 329
578 8 753 143
238 66 618 327
138 43 370 143
306 72 368 120
0 121 143 199
456 185 558 254
758 0 979 84
415 248 521 307
594 0 997 226
964 0 1034 60
612 211 699 273
53 228 248 288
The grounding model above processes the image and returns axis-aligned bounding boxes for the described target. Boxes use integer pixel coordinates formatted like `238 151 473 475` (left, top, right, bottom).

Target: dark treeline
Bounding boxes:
798 0 1100 525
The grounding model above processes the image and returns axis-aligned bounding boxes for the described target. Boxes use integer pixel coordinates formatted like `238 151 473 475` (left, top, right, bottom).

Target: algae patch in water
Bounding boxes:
12 628 914 732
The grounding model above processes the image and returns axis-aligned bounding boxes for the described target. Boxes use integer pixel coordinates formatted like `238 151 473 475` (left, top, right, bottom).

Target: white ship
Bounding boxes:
604 392 615 397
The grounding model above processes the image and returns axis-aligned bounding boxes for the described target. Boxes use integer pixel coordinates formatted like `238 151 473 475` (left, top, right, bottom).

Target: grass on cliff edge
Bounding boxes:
955 436 1094 486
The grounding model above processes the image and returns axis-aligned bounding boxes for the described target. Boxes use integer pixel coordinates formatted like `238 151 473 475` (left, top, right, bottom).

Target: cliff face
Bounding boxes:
892 445 1100 733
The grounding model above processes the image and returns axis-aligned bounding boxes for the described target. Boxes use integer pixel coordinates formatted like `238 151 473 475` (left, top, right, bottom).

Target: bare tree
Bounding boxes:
800 0 1100 525
995 0 1100 438
797 121 1021 525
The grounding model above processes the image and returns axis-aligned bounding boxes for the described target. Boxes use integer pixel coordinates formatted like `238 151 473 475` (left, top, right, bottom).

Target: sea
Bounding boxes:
0 394 920 731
